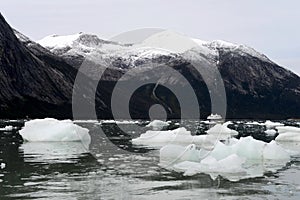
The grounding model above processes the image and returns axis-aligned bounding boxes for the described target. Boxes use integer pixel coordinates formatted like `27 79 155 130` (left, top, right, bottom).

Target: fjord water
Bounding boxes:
1 120 300 199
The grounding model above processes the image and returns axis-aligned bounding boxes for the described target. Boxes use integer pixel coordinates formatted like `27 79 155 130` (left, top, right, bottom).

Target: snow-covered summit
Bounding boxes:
36 31 273 67
193 39 272 63
37 32 114 48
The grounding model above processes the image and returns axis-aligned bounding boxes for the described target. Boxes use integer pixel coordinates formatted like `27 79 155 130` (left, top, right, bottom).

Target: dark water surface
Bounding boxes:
0 120 300 199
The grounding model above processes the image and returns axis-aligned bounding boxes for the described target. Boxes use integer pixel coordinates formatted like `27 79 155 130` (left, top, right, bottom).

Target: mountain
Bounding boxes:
0 13 97 119
35 31 300 119
1 11 299 119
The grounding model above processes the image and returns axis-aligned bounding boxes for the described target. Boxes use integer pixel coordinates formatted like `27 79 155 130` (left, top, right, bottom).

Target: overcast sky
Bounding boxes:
2 0 299 75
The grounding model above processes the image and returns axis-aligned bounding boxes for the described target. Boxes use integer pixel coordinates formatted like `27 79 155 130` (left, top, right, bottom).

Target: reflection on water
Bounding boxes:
20 142 90 163
0 120 300 199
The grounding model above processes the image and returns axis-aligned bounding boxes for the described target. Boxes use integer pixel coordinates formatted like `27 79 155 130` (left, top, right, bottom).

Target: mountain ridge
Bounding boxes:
1 13 300 119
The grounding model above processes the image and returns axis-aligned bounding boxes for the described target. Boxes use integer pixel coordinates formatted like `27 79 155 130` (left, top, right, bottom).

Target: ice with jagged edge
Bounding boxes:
19 118 91 148
131 121 299 181
275 126 300 142
160 136 290 182
132 122 237 148
146 120 170 130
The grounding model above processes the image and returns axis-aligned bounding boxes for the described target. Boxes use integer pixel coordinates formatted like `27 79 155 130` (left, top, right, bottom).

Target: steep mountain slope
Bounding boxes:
35 31 300 119
1 11 299 119
0 13 93 118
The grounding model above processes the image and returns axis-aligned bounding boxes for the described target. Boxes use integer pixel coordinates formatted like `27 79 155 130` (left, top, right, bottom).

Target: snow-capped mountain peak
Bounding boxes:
37 33 82 48
36 31 273 67
37 32 115 49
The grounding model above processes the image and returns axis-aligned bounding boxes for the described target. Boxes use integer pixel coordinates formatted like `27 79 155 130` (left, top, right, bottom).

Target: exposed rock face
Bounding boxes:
1 13 300 119
0 13 82 118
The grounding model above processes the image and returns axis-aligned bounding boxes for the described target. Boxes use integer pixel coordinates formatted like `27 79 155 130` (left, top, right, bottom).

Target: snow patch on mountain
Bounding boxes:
38 33 82 48
36 31 274 67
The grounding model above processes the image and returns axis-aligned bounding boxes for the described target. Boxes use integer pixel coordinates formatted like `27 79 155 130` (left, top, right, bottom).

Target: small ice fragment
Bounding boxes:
264 129 277 136
146 120 170 130
0 125 14 131
264 120 284 129
0 163 5 169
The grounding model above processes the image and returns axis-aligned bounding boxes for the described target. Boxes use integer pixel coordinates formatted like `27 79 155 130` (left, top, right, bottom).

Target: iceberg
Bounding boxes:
207 114 222 120
245 120 284 129
146 120 170 130
19 118 91 148
264 129 277 136
173 155 247 181
276 126 300 134
264 120 284 129
132 127 216 150
206 122 238 140
0 163 5 169
132 122 239 149
245 121 263 125
275 126 300 142
99 120 140 124
160 136 290 181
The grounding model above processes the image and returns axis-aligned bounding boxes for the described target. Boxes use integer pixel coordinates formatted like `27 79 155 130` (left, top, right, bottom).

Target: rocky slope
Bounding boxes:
34 31 300 119
1 12 300 119
0 13 96 119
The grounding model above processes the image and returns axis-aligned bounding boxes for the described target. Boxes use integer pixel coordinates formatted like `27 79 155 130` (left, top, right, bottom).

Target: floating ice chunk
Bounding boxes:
275 141 300 156
146 120 170 130
115 120 140 124
245 121 263 126
264 129 277 136
277 126 300 134
160 136 290 181
264 120 284 129
275 126 300 142
160 144 201 166
73 120 98 124
210 136 290 160
99 120 116 124
132 127 216 150
19 118 91 148
99 120 140 124
0 163 5 169
206 122 238 140
276 132 300 142
173 154 247 181
0 125 14 131
207 114 222 120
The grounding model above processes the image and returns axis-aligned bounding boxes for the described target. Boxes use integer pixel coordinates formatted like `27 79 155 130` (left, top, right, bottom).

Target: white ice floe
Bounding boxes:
245 121 263 126
173 154 247 181
0 163 5 169
245 120 284 129
264 120 284 129
0 125 14 131
19 118 91 148
160 136 290 181
132 122 238 148
264 129 277 136
73 120 98 124
99 120 140 124
115 120 140 124
132 127 216 150
206 122 238 140
207 114 222 120
146 120 170 130
275 126 300 142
